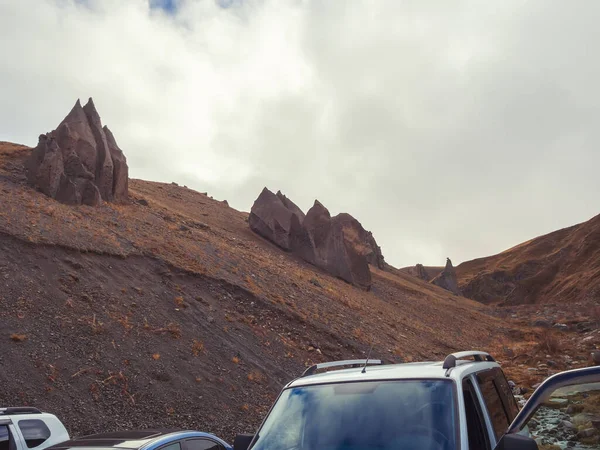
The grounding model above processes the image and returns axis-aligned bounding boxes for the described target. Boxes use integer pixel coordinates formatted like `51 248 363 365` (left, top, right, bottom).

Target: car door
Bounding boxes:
1 421 17 450
495 365 600 450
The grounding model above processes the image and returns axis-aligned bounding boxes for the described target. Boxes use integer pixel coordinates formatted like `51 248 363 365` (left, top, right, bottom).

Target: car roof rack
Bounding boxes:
0 407 42 415
301 359 383 377
443 351 495 376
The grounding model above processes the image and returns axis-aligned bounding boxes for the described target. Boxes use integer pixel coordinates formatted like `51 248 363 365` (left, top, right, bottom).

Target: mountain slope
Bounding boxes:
1 142 515 439
456 214 600 305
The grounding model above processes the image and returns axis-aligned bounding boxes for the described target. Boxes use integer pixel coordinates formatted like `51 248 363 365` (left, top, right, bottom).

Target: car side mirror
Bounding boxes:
494 433 539 450
233 434 254 450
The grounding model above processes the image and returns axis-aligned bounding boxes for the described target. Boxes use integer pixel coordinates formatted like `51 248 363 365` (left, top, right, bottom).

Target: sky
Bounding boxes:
1 0 599 268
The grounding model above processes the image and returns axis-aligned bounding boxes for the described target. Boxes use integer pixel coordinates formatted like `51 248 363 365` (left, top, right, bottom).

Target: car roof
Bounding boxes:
287 359 500 388
47 430 223 450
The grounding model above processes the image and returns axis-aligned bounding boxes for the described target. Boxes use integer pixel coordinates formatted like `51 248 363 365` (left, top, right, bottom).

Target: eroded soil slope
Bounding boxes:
1 142 517 439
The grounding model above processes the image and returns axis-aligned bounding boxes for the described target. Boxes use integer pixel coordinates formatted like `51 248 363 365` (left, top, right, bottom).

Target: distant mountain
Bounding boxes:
456 214 600 305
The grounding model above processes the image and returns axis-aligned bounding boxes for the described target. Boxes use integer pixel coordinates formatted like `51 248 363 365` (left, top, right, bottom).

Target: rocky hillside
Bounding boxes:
456 213 600 306
0 134 515 440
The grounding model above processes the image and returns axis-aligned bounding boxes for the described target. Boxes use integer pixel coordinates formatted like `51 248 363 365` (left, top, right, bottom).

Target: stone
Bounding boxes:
560 420 575 430
276 190 305 222
302 202 372 289
248 190 383 289
590 351 600 366
26 98 129 205
289 212 316 264
26 134 65 198
431 258 462 295
248 187 303 251
415 264 430 281
577 428 597 439
104 126 129 202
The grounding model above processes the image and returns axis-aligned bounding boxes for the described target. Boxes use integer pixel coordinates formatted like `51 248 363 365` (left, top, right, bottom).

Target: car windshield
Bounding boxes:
250 379 457 450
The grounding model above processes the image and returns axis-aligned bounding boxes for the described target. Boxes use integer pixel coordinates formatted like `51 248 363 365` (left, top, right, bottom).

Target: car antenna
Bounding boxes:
362 343 374 373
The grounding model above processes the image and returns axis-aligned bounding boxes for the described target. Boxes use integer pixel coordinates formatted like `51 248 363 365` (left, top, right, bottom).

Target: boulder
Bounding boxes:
104 126 129 202
26 98 128 205
303 202 371 289
431 258 462 295
248 188 304 251
289 212 316 264
303 200 332 261
26 134 64 198
591 351 600 366
333 213 384 269
276 190 305 222
415 263 430 281
248 190 382 289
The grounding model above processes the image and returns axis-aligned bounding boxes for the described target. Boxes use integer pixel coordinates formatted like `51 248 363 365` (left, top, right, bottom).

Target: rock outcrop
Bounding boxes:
431 258 461 295
26 98 129 205
415 263 430 281
249 189 384 289
248 188 304 251
305 206 372 289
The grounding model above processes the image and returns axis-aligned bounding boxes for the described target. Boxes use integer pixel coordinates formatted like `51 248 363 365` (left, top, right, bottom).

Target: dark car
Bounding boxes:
46 430 232 450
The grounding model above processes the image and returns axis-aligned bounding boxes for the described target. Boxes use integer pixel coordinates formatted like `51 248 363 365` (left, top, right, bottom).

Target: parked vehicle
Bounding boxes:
45 430 232 450
0 407 70 450
232 351 600 450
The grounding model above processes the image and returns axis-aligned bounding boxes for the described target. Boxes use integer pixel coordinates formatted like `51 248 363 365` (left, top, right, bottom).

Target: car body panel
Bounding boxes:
143 432 232 450
47 431 232 450
0 412 70 450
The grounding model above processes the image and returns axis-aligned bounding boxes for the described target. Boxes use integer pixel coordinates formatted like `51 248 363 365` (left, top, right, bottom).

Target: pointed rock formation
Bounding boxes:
289 212 316 264
302 200 331 263
248 188 304 250
299 204 372 289
26 98 129 206
431 258 461 295
415 263 430 281
248 189 384 289
276 190 305 222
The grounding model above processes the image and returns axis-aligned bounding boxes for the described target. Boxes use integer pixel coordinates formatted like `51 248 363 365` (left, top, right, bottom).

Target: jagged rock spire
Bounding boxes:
26 97 129 206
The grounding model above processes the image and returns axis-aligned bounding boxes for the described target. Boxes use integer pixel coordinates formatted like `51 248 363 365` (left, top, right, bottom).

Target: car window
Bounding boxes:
493 369 519 421
476 370 510 441
1 425 16 450
18 420 51 449
252 380 458 450
462 379 491 450
183 439 223 450
159 442 181 450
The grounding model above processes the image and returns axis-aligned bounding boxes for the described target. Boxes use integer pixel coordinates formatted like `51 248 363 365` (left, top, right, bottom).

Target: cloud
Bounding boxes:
1 0 599 267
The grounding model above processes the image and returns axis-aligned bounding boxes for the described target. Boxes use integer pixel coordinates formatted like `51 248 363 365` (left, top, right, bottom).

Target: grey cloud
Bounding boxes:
1 0 599 267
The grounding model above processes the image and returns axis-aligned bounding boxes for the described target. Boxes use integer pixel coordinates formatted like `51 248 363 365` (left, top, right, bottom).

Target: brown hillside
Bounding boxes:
1 142 518 439
456 214 600 305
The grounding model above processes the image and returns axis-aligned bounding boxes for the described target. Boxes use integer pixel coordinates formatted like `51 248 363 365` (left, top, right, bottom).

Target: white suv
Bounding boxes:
233 351 600 450
0 408 69 450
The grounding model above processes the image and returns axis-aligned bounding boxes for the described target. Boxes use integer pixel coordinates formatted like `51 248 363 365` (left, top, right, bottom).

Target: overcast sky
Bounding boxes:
1 0 599 268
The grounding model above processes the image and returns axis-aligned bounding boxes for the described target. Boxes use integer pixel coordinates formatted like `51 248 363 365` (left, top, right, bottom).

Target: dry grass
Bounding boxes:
535 329 562 354
247 370 264 383
191 340 205 356
9 333 27 342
